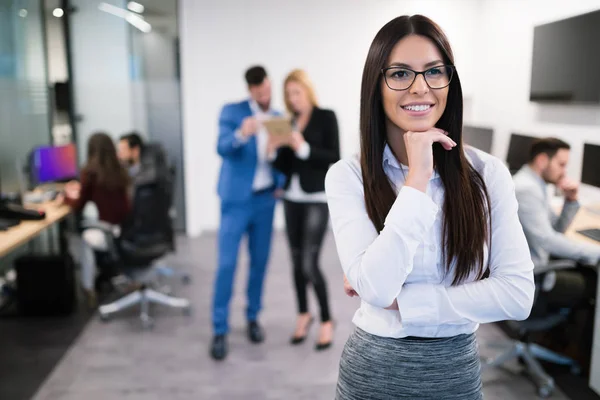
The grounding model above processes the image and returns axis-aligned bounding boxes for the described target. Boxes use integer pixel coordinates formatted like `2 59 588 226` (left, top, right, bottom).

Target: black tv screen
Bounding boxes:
530 10 600 104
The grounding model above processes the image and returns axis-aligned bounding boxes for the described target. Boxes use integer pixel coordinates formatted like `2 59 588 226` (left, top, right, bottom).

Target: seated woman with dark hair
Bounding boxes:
56 132 130 306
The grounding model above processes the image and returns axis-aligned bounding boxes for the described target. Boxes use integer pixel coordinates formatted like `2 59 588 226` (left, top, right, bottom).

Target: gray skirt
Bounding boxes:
336 328 483 400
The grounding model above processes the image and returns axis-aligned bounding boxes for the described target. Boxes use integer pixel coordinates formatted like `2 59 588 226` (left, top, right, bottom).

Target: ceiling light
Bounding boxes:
127 1 144 14
126 13 151 32
53 8 64 18
99 2 151 33
18 9 27 18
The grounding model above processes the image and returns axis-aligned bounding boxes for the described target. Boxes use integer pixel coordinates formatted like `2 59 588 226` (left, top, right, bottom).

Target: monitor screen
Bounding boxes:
31 143 78 184
581 143 600 189
530 10 600 103
506 134 538 175
463 125 493 153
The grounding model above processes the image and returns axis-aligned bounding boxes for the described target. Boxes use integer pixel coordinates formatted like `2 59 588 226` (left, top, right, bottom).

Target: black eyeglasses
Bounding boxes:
381 65 455 91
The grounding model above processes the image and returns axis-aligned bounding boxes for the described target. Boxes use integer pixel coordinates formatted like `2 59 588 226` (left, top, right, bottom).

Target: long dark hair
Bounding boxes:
83 132 129 190
360 15 491 285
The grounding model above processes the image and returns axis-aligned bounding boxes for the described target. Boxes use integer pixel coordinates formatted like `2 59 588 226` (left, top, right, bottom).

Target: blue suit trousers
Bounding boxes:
212 191 276 335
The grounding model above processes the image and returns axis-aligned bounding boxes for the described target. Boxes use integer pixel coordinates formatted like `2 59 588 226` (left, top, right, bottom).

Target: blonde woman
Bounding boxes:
270 69 340 350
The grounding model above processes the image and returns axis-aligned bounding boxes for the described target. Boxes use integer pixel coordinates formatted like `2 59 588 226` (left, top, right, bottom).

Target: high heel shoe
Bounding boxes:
315 320 335 351
290 316 314 345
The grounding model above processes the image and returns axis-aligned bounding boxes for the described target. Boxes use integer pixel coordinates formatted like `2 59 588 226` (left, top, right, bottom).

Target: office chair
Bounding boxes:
151 163 191 287
89 144 191 329
483 260 581 398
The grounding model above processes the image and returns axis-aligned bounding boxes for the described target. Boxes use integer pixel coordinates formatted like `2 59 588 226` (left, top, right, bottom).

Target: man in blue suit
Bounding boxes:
211 66 285 360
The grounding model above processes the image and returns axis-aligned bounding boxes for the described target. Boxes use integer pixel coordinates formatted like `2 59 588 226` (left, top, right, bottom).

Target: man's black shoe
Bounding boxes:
210 335 228 360
248 321 264 343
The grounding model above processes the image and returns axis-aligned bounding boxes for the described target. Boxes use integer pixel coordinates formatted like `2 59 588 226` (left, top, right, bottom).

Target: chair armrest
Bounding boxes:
534 259 577 275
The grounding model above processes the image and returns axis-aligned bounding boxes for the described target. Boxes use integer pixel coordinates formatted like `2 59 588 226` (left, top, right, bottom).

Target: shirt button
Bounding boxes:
429 245 436 252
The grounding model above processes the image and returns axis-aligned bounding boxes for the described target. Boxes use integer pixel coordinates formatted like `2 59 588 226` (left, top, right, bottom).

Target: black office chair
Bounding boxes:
483 260 580 398
149 163 191 286
90 143 191 329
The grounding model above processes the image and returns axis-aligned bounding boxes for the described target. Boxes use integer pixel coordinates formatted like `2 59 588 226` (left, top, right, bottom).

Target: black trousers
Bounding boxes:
284 200 331 322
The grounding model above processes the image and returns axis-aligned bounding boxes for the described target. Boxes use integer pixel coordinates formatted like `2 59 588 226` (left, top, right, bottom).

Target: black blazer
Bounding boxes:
272 107 340 193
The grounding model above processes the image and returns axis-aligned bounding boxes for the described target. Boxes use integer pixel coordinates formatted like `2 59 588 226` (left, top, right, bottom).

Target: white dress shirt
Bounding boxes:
283 142 328 203
236 99 275 191
325 145 535 338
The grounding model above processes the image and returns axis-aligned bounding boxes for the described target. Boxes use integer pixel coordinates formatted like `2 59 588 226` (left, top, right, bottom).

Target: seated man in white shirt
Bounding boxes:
514 138 598 361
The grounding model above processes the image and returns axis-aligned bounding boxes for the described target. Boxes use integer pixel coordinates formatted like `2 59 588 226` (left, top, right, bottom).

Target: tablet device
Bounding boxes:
262 117 293 140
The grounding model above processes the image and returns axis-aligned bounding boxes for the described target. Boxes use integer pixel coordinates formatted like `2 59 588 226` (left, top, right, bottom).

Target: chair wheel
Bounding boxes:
182 275 191 284
571 365 581 375
538 384 553 398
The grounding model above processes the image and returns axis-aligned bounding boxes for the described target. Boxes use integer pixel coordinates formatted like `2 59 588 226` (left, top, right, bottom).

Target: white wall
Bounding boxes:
471 0 600 186
180 0 481 236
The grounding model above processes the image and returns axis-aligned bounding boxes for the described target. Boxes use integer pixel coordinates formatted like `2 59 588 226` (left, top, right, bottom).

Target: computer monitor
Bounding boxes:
29 143 78 185
462 125 494 153
506 134 538 174
581 143 600 189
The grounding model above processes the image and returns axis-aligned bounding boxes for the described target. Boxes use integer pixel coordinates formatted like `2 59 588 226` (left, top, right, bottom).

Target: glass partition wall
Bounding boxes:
0 0 51 194
65 0 185 231
0 0 185 231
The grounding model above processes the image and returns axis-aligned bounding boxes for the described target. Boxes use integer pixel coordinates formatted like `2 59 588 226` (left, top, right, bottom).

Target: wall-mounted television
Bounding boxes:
530 10 600 104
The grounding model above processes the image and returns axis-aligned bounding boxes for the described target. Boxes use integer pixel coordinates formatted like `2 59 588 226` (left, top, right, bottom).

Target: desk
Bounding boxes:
564 206 600 246
564 204 600 394
0 202 71 258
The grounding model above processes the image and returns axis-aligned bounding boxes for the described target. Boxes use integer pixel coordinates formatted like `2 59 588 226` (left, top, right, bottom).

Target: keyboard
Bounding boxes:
577 228 600 242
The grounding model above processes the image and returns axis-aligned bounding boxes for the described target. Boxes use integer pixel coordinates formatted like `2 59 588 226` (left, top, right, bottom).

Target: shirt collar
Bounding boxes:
249 99 272 117
382 143 440 180
522 164 548 194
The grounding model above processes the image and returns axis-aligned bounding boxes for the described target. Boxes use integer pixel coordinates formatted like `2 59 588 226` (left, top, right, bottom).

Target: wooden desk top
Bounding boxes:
0 202 71 258
565 204 600 246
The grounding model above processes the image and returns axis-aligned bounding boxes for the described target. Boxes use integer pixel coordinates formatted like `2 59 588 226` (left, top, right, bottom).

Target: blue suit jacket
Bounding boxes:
217 100 286 204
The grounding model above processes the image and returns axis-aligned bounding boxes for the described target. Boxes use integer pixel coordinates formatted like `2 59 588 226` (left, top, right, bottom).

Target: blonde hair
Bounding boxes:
283 69 318 115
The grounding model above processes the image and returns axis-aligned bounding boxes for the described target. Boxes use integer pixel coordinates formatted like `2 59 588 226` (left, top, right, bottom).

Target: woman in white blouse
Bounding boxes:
325 15 535 400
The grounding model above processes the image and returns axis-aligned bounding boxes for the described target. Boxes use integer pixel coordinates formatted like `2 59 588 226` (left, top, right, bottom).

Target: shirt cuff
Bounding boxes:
295 142 310 160
234 129 249 147
384 186 439 241
564 199 580 208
